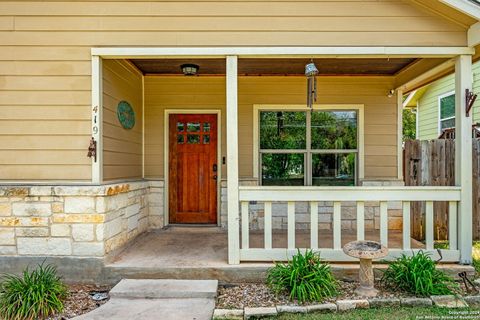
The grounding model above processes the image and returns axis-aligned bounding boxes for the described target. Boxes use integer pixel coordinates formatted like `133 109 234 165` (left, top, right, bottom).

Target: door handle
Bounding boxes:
213 175 217 180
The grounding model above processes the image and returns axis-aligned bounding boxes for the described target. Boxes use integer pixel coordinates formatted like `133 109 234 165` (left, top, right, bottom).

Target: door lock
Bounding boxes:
213 164 218 172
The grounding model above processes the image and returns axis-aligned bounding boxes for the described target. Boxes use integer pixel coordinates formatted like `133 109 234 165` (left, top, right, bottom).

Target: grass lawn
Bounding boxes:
268 306 480 320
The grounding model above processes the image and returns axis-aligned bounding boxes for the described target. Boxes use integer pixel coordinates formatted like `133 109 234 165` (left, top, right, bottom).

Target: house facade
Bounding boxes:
0 0 479 280
408 61 480 140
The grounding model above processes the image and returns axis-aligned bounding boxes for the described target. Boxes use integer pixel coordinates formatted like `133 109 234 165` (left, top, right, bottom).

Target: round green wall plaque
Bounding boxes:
117 101 135 129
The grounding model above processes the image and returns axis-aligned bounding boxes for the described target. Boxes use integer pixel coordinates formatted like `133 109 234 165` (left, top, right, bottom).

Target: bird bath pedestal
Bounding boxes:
343 240 388 297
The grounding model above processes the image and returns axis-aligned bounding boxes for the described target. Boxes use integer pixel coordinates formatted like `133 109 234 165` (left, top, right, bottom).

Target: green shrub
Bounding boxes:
266 250 338 303
0 263 68 320
381 251 459 296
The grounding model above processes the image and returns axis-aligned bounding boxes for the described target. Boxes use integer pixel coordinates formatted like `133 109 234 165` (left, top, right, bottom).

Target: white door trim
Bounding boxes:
164 109 222 226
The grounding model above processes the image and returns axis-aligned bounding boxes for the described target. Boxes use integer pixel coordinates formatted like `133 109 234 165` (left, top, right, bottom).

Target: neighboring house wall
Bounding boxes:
102 59 143 181
144 76 399 181
0 0 469 181
417 61 480 140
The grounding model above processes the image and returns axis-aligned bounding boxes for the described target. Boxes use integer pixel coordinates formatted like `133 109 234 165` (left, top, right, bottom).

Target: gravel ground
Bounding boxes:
47 284 111 320
216 280 473 309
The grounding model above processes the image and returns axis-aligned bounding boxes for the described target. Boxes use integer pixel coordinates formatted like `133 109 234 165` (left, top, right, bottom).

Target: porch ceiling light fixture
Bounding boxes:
305 60 319 108
180 63 199 76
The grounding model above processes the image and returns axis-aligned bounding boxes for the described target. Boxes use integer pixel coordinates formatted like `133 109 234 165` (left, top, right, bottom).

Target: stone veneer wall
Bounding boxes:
0 181 164 259
220 179 404 231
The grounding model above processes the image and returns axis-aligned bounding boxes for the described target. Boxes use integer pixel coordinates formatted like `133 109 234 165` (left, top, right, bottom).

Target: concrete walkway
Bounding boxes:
74 279 217 320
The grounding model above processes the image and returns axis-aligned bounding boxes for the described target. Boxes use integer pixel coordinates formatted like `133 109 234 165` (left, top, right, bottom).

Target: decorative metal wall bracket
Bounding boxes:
466 89 477 117
87 137 97 162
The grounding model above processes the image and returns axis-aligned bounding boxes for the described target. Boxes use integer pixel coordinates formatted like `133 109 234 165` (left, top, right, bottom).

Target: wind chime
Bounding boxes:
305 60 319 109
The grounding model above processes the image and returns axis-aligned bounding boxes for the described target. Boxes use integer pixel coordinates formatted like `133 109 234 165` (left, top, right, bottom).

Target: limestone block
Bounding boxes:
72 224 94 242
64 197 95 214
4 188 29 197
318 223 331 230
212 309 243 320
16 227 49 237
342 206 357 219
0 228 15 245
244 307 277 319
51 202 64 213
318 214 332 223
52 214 104 224
0 203 11 216
337 299 369 311
104 218 123 239
127 215 139 231
126 203 141 218
0 246 16 255
17 237 71 255
51 224 70 237
105 233 127 253
305 303 337 313
53 186 104 196
72 242 104 257
12 202 51 217
96 224 104 241
276 305 307 314
341 220 352 230
430 295 468 308
400 298 432 307
149 180 164 188
149 216 163 229
30 187 53 196
0 217 49 227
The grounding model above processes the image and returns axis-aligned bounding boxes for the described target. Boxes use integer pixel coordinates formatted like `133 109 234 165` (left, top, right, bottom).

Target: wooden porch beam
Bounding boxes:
394 58 453 93
468 22 480 47
455 55 473 264
92 47 474 59
226 55 240 265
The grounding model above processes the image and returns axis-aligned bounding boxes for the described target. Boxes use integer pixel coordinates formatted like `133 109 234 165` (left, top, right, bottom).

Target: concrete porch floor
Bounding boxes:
103 227 473 284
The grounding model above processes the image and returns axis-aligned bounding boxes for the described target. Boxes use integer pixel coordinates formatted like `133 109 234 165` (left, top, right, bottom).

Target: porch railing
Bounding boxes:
237 186 461 262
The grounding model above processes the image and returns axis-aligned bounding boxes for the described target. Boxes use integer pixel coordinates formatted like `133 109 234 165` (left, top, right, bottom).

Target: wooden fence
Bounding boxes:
404 139 480 240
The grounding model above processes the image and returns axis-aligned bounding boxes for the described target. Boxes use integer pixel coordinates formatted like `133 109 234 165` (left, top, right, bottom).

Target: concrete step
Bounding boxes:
109 279 218 299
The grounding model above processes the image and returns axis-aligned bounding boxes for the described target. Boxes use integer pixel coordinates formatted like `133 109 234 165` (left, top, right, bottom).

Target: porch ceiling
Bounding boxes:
130 58 417 76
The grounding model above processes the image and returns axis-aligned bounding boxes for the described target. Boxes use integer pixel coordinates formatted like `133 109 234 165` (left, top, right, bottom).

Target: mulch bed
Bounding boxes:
216 281 473 309
47 284 111 319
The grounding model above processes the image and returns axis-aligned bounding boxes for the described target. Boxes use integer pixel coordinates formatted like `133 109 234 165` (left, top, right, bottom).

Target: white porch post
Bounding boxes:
91 55 103 184
226 55 240 264
455 55 473 264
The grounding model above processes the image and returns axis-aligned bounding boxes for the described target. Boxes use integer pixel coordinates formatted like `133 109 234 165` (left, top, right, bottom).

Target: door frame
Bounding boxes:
164 109 222 226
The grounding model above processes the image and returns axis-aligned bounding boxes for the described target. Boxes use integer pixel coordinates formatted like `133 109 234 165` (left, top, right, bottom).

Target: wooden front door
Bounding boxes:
169 114 218 224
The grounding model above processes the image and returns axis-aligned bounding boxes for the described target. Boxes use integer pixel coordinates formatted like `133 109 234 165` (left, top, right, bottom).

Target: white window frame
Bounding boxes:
438 91 456 135
253 104 364 185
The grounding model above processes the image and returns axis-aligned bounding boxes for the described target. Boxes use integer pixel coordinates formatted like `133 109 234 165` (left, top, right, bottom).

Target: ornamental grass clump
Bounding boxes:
381 251 459 297
0 263 68 320
266 250 338 303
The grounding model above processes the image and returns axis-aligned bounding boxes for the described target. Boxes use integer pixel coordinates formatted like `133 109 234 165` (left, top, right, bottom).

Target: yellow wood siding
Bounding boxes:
144 76 399 180
102 60 143 181
0 0 470 181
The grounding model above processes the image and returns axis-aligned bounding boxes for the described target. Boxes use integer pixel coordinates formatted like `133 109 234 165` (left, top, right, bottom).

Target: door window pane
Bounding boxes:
311 111 357 149
187 134 200 144
260 111 306 149
312 153 355 186
177 122 184 132
261 153 304 186
203 123 211 132
177 134 184 144
203 135 210 144
187 122 201 132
